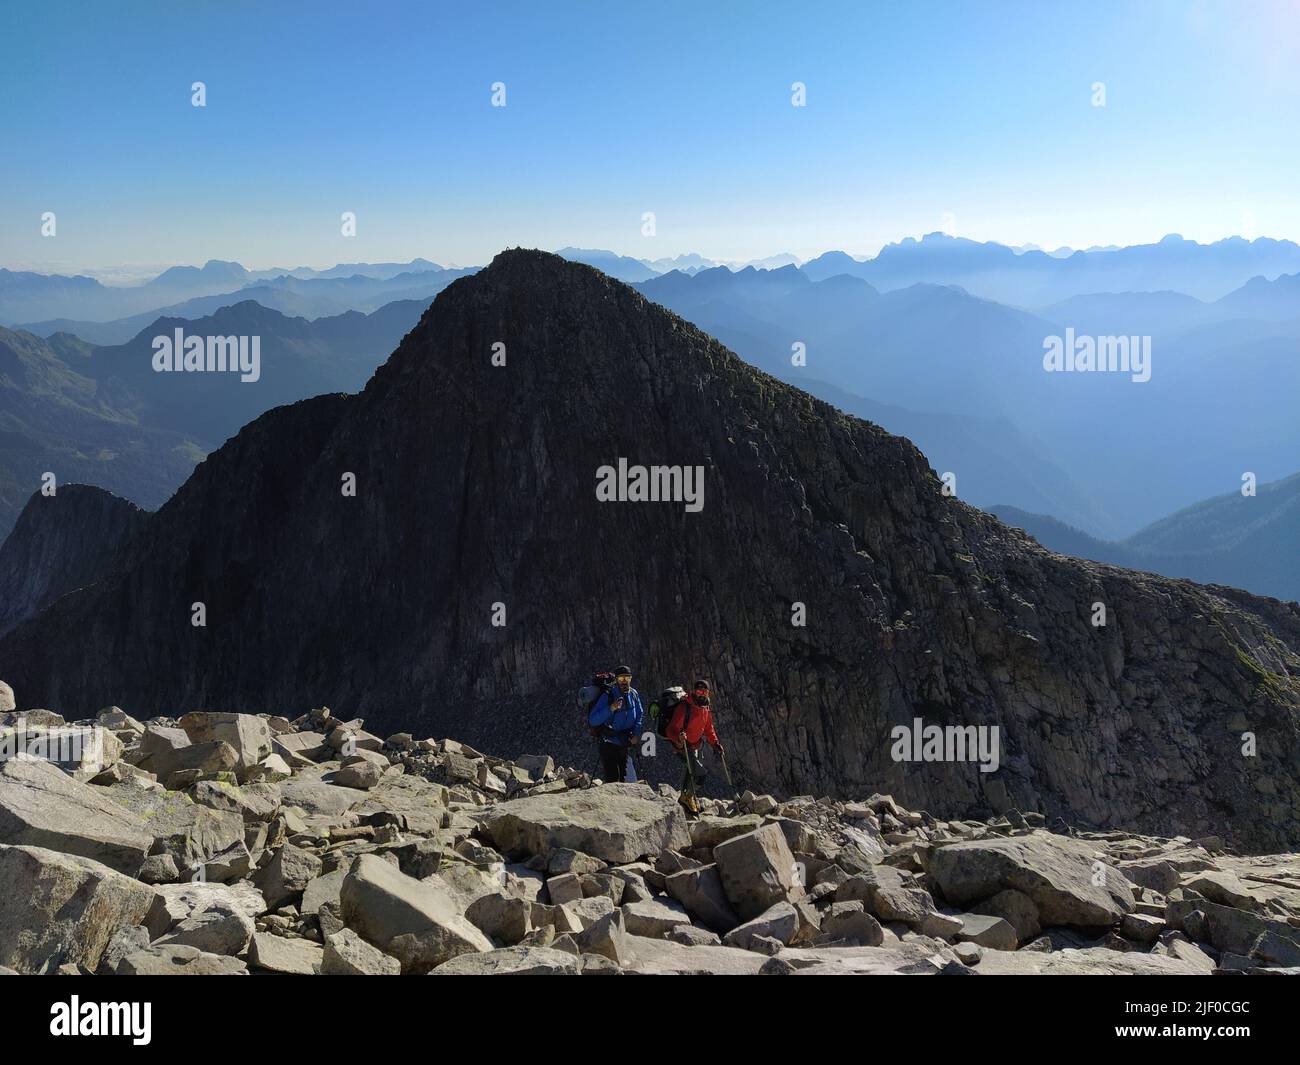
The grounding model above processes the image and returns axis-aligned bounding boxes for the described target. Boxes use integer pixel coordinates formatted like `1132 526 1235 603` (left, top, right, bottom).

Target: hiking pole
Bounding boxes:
719 748 741 801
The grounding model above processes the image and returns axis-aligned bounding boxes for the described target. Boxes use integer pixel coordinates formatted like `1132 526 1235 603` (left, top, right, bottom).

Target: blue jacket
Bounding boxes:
588 687 644 745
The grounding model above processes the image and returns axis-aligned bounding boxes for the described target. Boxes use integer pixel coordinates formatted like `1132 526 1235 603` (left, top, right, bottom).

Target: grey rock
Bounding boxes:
713 822 801 921
117 943 248 975
156 907 254 956
339 854 492 973
621 897 693 938
100 782 245 871
575 909 633 965
0 844 159 974
332 760 384 790
723 901 800 951
1167 891 1300 959
249 931 323 974
97 926 151 975
0 757 152 875
546 872 583 905
547 848 607 876
977 946 1212 976
972 887 1041 943
665 925 722 947
480 783 690 863
179 712 274 779
929 834 1135 927
144 880 266 938
955 913 1018 950
430 945 581 975
137 853 181 884
253 843 323 909
821 901 884 946
1120 912 1166 944
322 928 401 975
1151 930 1215 973
465 892 533 945
664 864 740 933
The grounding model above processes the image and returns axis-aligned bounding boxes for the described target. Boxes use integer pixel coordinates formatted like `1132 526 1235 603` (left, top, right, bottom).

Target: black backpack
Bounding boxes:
578 671 616 726
651 686 687 737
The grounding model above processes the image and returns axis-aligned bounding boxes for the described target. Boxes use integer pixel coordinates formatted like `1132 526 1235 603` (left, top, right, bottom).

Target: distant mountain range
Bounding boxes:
800 233 1300 305
1 260 472 326
0 297 431 538
8 234 1298 327
991 470 1300 603
633 263 1300 537
595 250 803 277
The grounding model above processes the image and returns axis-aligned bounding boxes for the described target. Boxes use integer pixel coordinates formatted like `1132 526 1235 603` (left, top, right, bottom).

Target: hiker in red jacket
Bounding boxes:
666 679 724 814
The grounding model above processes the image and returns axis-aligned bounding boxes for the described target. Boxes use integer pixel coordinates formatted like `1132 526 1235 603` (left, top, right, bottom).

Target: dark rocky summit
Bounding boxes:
1 250 1298 849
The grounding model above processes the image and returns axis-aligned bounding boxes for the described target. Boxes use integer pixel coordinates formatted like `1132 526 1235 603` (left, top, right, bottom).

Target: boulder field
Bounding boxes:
2 695 1298 976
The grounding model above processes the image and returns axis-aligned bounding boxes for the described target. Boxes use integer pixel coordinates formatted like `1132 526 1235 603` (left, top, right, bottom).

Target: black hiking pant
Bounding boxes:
598 740 632 783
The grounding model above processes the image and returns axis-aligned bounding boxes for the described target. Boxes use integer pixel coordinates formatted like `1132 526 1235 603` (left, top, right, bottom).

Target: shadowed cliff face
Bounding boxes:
0 484 148 636
1 250 1299 849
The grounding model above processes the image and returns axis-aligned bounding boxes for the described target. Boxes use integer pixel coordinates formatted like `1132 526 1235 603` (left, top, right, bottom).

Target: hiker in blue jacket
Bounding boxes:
588 664 644 783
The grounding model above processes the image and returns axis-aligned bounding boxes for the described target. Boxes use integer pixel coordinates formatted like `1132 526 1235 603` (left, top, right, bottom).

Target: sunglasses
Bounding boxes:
616 674 632 682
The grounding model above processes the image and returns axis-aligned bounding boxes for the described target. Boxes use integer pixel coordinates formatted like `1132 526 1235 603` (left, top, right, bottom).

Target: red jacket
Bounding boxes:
666 695 720 750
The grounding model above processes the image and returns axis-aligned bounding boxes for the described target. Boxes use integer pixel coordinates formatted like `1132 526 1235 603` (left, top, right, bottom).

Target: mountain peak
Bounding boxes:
5 247 1300 850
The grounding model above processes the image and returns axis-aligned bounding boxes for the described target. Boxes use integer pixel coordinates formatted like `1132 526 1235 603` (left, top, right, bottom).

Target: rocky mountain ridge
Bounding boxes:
1 251 1298 850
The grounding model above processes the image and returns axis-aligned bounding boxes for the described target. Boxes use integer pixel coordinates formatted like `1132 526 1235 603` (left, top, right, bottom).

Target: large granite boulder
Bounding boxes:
0 757 152 874
1166 890 1300 959
339 854 492 973
100 782 245 870
479 783 690 863
179 712 274 778
929 834 1135 927
144 880 267 938
664 864 740 933
712 822 802 921
0 844 159 974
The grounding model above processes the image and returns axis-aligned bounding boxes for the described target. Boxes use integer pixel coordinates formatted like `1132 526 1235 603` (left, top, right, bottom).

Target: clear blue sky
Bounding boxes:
3 0 1298 272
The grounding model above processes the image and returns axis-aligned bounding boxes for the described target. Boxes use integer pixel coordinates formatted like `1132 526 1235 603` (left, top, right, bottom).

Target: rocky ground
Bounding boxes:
1 686 1298 976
